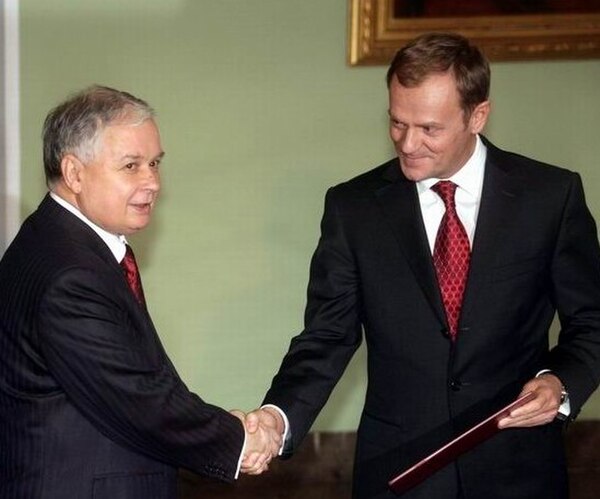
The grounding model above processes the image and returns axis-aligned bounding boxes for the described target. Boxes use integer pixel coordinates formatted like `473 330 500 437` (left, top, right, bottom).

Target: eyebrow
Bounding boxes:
119 151 165 162
387 112 442 128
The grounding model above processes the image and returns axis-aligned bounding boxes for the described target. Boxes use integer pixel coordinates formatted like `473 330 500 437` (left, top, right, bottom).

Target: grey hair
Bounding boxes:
42 85 155 186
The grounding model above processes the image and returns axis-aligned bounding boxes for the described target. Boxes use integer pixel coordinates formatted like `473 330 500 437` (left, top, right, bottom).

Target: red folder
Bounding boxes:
388 392 535 495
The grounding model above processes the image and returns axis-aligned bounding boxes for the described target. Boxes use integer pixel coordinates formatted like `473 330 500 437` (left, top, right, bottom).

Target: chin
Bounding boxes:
125 220 151 235
399 159 432 181
400 166 427 182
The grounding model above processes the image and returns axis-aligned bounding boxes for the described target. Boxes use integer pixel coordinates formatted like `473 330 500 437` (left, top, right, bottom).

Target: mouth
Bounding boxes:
130 201 155 213
401 155 429 165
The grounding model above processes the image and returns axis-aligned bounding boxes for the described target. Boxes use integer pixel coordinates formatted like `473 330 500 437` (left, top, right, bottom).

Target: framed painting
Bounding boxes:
348 0 600 65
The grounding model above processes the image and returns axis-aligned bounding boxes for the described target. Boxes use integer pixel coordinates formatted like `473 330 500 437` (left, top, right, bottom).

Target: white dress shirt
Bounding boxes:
416 134 486 252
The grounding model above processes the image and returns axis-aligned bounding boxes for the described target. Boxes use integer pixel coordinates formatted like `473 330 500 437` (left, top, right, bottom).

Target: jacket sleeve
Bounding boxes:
263 187 363 454
38 264 245 482
548 172 600 417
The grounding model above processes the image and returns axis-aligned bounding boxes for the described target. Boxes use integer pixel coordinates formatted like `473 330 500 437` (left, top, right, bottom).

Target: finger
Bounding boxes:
245 463 269 476
505 400 541 419
241 452 261 470
499 407 558 428
242 453 270 475
507 386 558 419
252 452 271 472
255 462 270 475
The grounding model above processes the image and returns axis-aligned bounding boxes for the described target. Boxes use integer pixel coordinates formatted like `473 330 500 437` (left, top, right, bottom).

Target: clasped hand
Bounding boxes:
230 407 284 475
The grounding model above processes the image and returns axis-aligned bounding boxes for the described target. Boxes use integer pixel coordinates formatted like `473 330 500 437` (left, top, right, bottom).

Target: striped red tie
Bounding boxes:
120 244 146 306
432 181 470 340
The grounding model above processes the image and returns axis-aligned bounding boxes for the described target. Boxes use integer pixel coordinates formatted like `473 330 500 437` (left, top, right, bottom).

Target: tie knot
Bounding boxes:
432 180 457 208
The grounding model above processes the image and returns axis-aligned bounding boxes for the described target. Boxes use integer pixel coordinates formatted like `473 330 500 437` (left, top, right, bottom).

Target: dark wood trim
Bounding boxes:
179 421 600 498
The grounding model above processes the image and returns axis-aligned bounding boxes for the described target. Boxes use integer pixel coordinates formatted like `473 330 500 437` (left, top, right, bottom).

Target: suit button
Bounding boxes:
449 380 462 391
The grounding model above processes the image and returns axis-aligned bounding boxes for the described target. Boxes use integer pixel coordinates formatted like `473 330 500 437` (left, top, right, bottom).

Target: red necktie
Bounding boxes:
120 244 146 306
432 181 470 340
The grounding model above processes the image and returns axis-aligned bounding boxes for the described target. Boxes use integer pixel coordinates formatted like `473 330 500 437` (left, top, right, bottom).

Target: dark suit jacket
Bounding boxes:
0 195 244 499
263 138 600 499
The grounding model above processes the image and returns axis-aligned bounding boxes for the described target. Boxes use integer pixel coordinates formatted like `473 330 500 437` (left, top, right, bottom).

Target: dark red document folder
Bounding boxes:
388 392 535 495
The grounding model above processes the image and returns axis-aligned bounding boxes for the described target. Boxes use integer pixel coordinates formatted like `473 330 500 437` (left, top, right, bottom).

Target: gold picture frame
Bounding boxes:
348 0 600 65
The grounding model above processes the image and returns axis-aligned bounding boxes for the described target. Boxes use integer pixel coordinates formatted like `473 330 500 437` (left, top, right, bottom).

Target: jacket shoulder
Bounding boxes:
485 138 578 182
328 158 398 197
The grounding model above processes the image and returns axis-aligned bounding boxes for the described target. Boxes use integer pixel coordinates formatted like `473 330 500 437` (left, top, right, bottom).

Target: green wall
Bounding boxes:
20 0 600 428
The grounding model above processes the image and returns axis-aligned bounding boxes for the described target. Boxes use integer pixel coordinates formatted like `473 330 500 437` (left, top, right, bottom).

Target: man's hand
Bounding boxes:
230 408 284 475
497 374 564 429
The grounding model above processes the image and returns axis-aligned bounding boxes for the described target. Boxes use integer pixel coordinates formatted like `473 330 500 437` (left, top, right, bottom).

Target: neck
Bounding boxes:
51 182 79 210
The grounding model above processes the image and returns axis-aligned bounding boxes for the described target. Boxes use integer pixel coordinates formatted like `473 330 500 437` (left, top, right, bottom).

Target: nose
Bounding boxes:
141 165 161 192
397 128 420 155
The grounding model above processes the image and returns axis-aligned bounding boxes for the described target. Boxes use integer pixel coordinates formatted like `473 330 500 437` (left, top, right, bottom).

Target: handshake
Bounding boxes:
231 406 286 475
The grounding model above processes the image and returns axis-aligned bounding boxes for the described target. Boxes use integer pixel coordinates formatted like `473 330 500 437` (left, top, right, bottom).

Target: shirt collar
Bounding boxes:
416 135 487 198
49 191 127 262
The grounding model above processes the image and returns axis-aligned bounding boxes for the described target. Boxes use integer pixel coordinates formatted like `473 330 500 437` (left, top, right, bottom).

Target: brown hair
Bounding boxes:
386 32 490 119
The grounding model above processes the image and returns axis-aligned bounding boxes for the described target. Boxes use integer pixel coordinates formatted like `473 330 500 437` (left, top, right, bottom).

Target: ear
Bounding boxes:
60 154 85 194
469 100 490 134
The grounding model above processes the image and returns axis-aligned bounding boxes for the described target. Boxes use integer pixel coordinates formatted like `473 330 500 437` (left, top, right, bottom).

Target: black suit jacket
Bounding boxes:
264 138 600 498
0 196 244 499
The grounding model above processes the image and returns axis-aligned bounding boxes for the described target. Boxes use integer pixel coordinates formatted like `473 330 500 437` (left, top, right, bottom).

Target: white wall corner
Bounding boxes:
1 0 20 254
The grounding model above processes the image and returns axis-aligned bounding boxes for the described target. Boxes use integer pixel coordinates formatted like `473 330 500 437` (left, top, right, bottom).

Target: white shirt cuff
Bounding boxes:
234 429 247 479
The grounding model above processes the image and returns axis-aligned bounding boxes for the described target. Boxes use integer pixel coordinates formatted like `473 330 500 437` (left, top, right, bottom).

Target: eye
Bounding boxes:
124 162 136 170
423 125 440 136
390 118 406 129
149 158 161 169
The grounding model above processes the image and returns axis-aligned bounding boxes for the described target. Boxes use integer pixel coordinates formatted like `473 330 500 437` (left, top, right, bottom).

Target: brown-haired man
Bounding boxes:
242 33 600 498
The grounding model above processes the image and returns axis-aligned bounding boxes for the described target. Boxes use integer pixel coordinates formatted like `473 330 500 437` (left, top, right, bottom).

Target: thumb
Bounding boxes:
245 412 260 433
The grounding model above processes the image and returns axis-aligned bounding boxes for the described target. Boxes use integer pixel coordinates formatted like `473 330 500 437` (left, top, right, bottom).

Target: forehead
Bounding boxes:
94 118 160 153
388 73 463 116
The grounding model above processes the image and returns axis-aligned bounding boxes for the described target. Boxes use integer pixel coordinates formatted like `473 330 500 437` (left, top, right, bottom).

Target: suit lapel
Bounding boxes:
459 141 525 322
370 141 526 331
373 161 447 326
38 194 152 316
39 194 122 274
39 194 167 352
